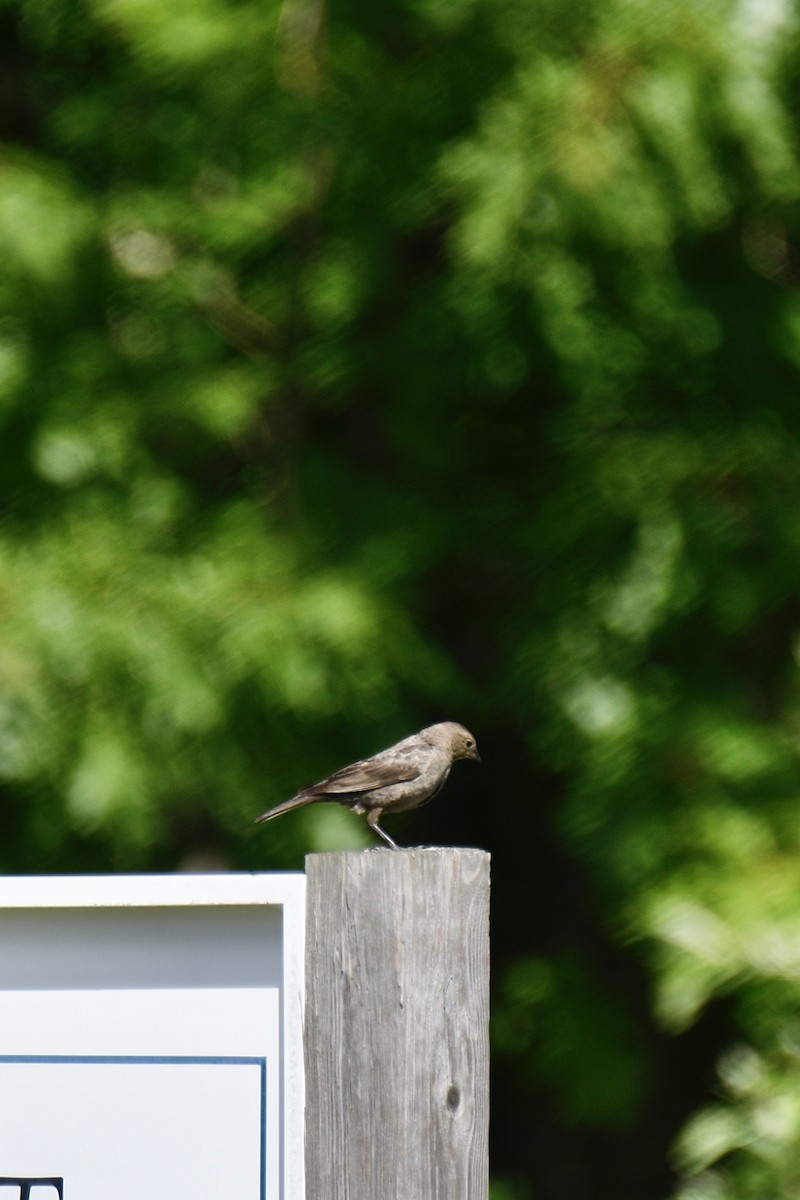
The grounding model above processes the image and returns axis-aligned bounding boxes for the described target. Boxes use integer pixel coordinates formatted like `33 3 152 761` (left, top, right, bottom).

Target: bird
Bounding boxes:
254 722 480 848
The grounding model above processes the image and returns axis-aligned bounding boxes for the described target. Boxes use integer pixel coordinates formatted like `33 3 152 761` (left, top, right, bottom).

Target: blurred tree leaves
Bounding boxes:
2 0 800 1194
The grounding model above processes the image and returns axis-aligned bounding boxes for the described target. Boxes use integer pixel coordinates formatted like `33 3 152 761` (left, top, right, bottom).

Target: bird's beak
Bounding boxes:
468 746 481 763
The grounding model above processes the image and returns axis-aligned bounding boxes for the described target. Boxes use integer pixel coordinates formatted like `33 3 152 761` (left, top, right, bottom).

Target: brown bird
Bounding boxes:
254 722 480 848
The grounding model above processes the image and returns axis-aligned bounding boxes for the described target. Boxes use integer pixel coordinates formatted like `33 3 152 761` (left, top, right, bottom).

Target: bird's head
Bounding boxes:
428 721 481 763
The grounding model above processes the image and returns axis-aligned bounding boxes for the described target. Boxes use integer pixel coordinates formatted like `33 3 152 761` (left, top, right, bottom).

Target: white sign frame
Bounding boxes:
0 873 306 1200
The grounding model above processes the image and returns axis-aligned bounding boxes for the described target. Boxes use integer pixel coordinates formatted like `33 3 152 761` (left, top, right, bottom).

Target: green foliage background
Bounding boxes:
2 0 800 1193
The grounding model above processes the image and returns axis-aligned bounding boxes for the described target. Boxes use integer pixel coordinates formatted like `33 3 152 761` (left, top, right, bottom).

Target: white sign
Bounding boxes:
0 874 306 1200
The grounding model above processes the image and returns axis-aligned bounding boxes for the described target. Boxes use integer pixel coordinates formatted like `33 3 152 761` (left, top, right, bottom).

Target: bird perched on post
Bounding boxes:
254 721 480 848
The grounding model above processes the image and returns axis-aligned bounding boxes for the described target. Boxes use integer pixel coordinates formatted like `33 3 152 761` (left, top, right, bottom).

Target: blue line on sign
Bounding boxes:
260 1057 267 1200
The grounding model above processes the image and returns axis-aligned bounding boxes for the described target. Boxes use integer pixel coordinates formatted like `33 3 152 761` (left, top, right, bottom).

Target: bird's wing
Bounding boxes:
301 757 420 798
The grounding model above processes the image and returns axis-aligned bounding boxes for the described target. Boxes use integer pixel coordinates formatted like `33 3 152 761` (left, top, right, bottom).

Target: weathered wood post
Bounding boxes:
304 847 490 1200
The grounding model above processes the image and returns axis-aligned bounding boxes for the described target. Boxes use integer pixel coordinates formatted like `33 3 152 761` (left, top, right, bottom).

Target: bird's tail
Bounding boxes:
254 793 316 824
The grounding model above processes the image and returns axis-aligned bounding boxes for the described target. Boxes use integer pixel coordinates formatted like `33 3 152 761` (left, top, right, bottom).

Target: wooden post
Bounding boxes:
304 847 490 1200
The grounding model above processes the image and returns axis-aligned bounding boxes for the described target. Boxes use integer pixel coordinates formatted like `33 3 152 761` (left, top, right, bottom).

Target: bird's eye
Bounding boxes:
466 738 474 748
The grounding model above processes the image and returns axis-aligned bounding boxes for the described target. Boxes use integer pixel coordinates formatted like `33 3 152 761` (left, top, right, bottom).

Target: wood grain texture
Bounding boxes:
304 848 490 1200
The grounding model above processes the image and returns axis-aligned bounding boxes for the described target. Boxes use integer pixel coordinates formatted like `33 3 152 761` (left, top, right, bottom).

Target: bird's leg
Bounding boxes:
367 808 400 849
